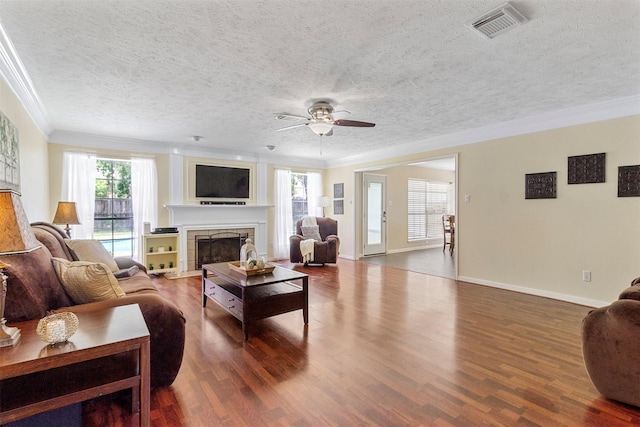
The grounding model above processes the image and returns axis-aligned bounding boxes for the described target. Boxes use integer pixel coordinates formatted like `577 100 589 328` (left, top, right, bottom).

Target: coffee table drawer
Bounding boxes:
203 277 224 304
203 277 243 320
219 288 243 319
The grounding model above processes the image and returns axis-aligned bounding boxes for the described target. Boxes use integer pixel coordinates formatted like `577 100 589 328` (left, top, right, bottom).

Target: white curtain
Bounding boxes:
61 151 96 239
274 168 293 259
131 157 158 261
307 170 322 217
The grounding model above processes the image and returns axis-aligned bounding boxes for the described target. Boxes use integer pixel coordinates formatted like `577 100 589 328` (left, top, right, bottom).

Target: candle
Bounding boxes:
46 319 67 343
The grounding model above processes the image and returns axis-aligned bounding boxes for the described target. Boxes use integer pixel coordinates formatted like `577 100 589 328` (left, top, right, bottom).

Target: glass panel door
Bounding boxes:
363 174 386 256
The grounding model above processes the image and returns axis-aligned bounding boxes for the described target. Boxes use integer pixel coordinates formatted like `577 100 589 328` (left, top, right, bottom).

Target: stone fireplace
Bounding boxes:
165 204 271 273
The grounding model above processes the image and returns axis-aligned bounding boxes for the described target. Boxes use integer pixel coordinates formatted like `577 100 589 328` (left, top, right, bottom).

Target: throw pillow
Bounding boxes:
301 225 322 241
51 258 126 304
65 239 120 272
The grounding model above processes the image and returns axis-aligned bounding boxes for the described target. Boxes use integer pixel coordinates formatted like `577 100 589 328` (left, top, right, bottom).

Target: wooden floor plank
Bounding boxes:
82 259 640 426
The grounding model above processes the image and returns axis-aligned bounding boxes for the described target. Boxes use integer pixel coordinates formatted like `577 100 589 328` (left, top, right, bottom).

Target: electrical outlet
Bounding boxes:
582 270 591 282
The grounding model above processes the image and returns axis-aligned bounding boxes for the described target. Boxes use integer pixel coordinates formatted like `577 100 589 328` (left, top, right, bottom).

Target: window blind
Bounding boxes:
408 179 452 241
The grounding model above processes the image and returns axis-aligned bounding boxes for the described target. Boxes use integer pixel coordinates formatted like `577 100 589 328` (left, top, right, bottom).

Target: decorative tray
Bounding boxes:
228 261 275 276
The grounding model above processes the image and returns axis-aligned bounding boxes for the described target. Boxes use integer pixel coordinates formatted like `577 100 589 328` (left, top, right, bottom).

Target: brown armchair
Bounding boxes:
581 276 640 407
289 217 340 265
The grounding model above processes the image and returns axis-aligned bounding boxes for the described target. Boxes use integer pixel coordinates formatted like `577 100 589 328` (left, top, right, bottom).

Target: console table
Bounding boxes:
0 304 150 426
202 262 308 340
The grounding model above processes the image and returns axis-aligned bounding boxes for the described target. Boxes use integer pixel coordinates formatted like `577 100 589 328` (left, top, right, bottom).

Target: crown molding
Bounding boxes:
0 19 52 137
327 95 640 168
48 130 327 168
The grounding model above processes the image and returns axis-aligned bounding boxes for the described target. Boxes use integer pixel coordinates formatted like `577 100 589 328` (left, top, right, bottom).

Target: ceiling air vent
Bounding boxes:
466 2 527 40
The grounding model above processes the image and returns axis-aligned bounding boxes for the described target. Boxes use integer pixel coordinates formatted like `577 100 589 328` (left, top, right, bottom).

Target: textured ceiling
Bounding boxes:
0 0 639 163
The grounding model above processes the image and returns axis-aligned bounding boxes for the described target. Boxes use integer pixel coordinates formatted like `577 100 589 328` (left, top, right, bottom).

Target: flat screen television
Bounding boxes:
195 164 250 199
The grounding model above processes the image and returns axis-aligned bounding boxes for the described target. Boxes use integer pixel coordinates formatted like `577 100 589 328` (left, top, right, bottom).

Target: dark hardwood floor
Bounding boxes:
83 259 640 426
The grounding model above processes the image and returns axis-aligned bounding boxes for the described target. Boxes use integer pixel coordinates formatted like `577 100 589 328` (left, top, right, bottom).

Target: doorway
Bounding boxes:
355 154 458 279
363 173 386 256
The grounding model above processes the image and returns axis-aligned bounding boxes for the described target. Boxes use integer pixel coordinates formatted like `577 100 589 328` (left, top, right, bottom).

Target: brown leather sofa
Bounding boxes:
581 276 640 407
289 217 340 264
3 222 185 389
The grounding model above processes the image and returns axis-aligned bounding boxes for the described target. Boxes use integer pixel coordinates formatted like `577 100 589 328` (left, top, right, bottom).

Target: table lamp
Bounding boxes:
318 196 331 217
0 190 42 347
52 201 80 238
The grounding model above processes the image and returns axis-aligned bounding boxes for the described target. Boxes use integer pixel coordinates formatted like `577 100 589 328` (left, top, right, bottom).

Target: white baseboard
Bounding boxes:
386 244 441 254
458 276 609 308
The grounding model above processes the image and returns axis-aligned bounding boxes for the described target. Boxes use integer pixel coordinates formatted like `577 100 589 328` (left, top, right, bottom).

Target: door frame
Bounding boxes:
353 153 458 279
362 173 387 256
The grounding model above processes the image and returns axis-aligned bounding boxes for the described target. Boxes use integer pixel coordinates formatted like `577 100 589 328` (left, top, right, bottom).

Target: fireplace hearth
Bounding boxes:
195 233 248 269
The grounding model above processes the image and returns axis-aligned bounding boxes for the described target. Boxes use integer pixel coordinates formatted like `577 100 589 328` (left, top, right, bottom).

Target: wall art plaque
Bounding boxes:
333 183 344 199
568 152 605 184
618 165 640 197
525 172 557 199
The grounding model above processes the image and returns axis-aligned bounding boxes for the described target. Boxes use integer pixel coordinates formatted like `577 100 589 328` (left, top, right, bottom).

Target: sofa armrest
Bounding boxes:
289 234 304 262
53 294 185 389
325 234 340 243
619 284 640 301
115 256 147 273
582 299 640 407
325 235 340 259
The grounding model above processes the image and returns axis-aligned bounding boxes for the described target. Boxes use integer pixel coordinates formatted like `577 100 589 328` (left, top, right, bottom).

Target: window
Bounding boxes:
408 179 452 241
94 159 134 257
291 173 308 230
274 169 321 258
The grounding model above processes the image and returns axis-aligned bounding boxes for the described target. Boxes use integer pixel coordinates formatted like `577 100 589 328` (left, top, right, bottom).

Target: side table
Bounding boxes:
0 304 150 426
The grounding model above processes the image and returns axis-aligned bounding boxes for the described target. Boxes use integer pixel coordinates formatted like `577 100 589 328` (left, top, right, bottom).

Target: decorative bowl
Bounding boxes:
36 312 79 345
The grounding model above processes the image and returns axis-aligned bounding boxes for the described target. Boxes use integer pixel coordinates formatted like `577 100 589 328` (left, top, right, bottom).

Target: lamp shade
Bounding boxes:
52 201 80 226
0 190 40 255
318 196 331 208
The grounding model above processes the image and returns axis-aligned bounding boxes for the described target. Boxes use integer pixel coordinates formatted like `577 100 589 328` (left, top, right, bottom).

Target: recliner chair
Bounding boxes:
289 217 340 265
581 276 640 407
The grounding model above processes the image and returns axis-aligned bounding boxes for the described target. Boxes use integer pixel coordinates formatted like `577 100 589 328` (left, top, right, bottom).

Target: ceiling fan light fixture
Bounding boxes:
308 121 333 136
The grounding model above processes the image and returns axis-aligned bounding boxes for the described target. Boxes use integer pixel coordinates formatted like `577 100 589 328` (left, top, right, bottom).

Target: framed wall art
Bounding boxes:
333 199 344 215
618 165 640 197
333 183 344 199
568 152 605 184
0 111 20 191
525 172 557 199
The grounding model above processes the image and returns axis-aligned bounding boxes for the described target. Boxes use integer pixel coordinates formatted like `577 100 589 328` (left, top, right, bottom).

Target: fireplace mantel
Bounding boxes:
165 204 273 272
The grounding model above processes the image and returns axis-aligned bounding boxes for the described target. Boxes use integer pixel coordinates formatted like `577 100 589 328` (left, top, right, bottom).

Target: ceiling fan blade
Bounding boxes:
277 123 308 131
334 119 375 128
274 113 308 121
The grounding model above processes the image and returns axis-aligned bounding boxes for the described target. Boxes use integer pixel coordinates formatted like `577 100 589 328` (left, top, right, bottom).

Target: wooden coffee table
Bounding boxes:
0 304 150 426
202 262 308 340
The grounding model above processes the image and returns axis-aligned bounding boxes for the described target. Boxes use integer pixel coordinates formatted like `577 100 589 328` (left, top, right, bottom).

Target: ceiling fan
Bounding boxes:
275 101 375 136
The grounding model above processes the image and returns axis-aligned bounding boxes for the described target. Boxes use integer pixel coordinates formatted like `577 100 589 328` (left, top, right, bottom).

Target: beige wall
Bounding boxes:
327 115 640 305
324 164 356 257
0 78 49 221
458 116 639 305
